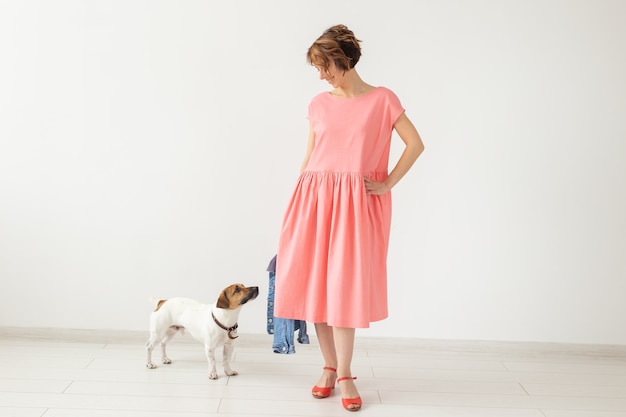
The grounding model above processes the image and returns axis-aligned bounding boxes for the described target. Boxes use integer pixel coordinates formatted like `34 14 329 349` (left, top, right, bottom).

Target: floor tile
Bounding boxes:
41 410 217 417
523 383 626 398
0 379 71 394
504 361 626 375
0 392 220 413
0 407 47 417
541 411 626 417
379 390 626 411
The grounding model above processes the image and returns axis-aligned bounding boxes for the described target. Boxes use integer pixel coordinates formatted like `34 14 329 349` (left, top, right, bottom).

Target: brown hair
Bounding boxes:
307 24 362 73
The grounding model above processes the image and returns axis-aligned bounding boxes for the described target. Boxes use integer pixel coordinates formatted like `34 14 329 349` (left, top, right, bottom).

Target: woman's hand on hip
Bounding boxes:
364 177 390 195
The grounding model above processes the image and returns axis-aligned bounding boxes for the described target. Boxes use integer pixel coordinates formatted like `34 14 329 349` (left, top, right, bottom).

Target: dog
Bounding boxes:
145 283 259 379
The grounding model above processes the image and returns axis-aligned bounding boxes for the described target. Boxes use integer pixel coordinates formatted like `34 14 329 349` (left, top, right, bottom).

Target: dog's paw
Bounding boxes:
162 357 172 365
146 362 157 369
225 369 238 376
208 372 219 380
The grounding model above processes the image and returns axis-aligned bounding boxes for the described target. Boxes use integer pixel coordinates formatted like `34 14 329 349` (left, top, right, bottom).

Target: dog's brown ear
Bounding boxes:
216 289 230 309
154 299 167 312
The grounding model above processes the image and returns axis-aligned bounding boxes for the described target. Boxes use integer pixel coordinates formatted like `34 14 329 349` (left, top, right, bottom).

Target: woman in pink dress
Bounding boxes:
274 25 424 411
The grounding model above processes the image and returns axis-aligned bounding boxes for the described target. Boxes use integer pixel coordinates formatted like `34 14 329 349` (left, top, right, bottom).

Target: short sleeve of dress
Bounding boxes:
382 88 405 130
306 92 326 123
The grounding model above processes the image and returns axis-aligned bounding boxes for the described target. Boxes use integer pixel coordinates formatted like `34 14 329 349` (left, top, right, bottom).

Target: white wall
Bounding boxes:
1 0 625 344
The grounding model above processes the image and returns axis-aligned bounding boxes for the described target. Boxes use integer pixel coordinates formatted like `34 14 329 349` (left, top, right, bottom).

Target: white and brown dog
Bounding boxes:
145 283 259 379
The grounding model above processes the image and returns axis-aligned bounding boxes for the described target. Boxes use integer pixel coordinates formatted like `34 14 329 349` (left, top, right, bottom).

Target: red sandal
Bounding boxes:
311 366 337 399
337 376 362 411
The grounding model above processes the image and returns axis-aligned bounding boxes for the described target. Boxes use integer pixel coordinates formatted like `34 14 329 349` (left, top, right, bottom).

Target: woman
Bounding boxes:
274 24 424 411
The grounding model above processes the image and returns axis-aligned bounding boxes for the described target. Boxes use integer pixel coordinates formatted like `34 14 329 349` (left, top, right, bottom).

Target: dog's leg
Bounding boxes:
223 339 238 376
146 311 164 369
205 344 219 379
160 327 178 365
146 333 160 369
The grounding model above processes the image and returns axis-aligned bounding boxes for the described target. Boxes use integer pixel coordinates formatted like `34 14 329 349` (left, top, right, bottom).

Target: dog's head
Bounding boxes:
216 284 259 310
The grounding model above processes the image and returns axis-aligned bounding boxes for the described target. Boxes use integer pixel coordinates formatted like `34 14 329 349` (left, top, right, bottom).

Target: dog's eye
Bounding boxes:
234 286 241 293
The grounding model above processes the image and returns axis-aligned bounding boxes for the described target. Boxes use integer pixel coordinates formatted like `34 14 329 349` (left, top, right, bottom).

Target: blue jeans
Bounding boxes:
267 270 309 354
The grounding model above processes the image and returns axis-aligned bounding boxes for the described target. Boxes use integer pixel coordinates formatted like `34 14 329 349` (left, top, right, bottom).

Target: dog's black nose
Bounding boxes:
240 286 259 305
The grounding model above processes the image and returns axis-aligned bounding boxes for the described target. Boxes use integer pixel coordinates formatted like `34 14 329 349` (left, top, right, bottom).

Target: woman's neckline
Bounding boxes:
327 86 380 99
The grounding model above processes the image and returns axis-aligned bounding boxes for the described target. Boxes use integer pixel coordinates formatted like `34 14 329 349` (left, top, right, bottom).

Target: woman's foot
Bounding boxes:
312 366 337 398
337 376 362 411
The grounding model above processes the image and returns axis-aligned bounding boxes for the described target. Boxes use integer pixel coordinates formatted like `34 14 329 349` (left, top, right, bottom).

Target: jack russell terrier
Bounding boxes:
146 283 259 379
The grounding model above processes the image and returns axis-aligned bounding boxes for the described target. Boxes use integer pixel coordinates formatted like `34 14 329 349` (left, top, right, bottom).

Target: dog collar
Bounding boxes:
212 311 239 339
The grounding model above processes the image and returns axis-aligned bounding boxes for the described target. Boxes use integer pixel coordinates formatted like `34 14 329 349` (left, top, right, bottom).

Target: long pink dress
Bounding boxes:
274 87 405 328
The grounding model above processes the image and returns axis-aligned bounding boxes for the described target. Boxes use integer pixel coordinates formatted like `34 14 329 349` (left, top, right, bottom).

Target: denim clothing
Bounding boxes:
267 255 309 354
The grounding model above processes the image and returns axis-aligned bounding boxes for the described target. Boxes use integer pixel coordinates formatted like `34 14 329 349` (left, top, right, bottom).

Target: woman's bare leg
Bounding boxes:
334 327 360 409
313 322 338 395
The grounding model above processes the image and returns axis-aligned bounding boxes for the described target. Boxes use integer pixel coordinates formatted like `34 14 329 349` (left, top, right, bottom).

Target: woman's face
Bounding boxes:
315 61 343 88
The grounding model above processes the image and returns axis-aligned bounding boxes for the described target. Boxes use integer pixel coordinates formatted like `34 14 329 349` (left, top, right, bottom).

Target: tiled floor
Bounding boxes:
1 328 626 417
